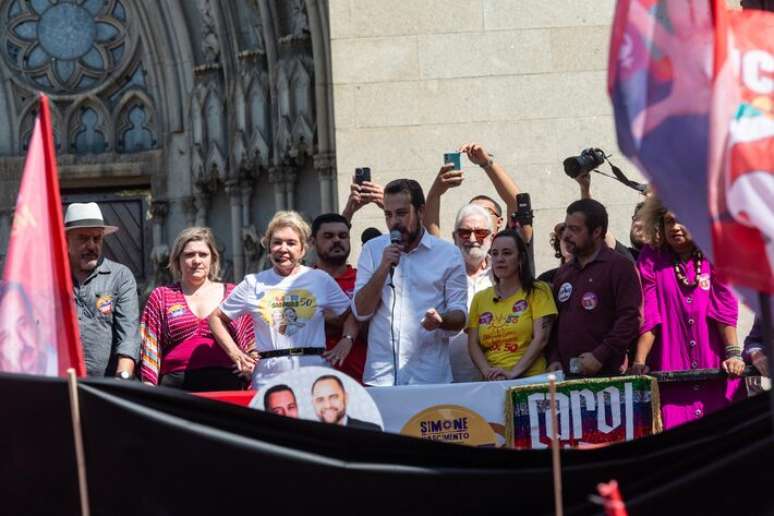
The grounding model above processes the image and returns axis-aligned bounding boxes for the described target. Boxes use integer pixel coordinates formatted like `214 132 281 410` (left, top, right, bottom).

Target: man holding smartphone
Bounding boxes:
341 167 385 223
425 143 533 246
425 143 534 280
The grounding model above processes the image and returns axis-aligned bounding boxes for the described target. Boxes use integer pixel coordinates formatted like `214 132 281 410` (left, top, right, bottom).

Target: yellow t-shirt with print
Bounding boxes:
467 281 557 377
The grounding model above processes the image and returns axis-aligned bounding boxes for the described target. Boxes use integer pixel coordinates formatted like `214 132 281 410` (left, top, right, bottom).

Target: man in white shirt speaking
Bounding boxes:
353 179 468 386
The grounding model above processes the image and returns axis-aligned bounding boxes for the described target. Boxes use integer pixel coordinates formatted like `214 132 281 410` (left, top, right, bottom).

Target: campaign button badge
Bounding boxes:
478 312 493 325
558 282 573 303
167 303 186 317
96 295 113 315
698 273 711 291
512 299 528 315
581 292 598 311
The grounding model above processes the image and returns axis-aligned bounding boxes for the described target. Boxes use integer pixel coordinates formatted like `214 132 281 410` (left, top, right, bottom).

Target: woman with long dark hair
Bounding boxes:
467 230 557 381
631 195 745 429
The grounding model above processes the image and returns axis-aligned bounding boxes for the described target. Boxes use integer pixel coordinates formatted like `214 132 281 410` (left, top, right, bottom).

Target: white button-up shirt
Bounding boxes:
449 266 493 383
353 230 468 386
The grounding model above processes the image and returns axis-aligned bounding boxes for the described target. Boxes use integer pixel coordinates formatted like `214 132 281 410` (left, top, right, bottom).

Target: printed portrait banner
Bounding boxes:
507 375 662 450
249 366 383 431
367 372 561 447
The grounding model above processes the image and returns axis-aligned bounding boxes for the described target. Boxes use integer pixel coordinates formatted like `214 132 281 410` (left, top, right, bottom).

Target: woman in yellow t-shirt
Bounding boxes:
467 230 558 381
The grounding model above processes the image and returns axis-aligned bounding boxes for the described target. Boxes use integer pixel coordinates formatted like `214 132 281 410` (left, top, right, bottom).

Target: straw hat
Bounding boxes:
64 202 119 235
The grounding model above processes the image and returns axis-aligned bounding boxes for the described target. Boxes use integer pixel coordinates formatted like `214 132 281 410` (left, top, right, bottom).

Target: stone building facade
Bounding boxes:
0 0 759 334
0 0 337 294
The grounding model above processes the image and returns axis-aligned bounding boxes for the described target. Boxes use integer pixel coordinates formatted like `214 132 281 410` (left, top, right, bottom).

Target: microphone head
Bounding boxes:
389 229 402 245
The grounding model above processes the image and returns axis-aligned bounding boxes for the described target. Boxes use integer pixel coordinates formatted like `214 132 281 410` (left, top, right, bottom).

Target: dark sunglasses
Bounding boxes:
456 228 491 241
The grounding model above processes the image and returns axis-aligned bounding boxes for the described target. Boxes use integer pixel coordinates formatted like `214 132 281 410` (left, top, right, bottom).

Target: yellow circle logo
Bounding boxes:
401 404 497 447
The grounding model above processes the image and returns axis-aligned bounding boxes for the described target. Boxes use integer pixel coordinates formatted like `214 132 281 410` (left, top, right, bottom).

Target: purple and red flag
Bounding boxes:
0 95 85 376
608 0 774 305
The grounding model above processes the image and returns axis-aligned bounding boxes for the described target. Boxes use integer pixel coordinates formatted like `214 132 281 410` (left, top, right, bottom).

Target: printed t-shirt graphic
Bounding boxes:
467 282 557 377
260 289 315 336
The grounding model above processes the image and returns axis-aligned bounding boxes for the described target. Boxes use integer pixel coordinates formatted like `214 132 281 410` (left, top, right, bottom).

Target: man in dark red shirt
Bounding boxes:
548 199 642 376
311 213 366 383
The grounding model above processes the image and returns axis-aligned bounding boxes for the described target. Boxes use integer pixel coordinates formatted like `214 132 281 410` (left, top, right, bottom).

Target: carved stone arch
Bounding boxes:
65 96 112 154
129 1 193 135
113 89 158 153
190 82 208 148
17 97 64 153
203 83 226 154
245 69 271 166
287 56 314 154
233 76 247 134
0 67 17 155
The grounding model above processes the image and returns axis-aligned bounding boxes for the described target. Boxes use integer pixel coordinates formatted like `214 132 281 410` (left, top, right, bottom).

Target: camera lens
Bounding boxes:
563 148 605 178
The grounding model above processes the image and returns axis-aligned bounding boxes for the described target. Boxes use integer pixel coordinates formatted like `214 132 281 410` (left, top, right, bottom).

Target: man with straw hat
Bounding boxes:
65 202 139 378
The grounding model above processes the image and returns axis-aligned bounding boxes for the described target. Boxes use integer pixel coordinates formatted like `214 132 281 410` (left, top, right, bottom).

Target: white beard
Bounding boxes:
461 245 488 268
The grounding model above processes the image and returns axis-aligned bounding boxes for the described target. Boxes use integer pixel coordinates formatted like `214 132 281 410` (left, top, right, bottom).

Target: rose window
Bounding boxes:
2 0 130 94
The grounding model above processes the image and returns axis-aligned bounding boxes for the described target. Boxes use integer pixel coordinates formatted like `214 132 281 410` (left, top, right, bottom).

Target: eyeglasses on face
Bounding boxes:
456 228 491 241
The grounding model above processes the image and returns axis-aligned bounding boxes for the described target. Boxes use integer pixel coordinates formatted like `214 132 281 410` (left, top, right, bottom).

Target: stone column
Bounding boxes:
149 200 169 251
284 169 297 211
0 208 12 269
194 185 212 227
148 201 171 290
269 167 286 211
181 197 197 227
240 178 254 227
225 180 244 281
314 151 336 213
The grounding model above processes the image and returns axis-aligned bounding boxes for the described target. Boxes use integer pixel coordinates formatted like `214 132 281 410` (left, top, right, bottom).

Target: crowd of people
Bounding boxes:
61 142 770 430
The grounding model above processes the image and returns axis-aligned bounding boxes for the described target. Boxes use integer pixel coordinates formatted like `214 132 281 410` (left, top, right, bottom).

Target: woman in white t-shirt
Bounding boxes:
209 211 352 386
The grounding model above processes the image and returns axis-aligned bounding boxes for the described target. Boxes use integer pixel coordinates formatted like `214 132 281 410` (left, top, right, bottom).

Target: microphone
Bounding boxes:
389 229 402 285
492 295 501 304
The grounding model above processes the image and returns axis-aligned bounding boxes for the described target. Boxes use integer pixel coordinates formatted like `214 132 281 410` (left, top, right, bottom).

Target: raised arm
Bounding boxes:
424 164 462 237
341 179 384 223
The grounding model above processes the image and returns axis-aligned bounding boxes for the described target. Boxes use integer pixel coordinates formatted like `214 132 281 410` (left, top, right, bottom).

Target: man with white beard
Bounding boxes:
449 203 495 382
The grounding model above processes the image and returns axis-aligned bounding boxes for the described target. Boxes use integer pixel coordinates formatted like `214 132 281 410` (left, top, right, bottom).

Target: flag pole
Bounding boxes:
67 368 91 516
548 373 564 516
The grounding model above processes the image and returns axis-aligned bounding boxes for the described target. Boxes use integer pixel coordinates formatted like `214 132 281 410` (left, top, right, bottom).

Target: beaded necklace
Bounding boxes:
673 249 703 288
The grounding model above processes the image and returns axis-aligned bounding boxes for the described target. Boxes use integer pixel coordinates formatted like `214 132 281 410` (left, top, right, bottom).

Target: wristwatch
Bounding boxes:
116 370 132 380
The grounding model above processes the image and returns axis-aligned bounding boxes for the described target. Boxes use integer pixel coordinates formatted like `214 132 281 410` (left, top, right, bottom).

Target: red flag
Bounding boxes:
708 3 774 295
0 95 85 376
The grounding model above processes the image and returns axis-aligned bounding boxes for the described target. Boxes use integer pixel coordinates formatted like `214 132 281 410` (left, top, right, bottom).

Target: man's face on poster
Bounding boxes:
265 388 299 418
312 378 348 425
0 284 44 373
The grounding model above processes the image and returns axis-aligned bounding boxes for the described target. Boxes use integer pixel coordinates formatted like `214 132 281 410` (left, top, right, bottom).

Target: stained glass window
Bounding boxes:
1 0 129 94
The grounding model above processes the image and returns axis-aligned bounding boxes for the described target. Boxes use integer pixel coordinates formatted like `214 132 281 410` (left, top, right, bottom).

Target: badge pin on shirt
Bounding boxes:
581 292 598 311
558 282 573 303
96 294 113 315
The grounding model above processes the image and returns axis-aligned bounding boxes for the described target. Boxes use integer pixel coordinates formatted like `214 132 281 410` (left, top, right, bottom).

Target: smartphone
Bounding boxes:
354 167 371 184
443 152 461 170
512 193 533 226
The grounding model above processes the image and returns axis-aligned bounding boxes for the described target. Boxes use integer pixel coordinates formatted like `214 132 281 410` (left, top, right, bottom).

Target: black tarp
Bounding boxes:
0 373 771 515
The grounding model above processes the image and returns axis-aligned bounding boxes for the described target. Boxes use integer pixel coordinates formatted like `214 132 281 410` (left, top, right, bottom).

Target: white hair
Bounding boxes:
454 203 494 232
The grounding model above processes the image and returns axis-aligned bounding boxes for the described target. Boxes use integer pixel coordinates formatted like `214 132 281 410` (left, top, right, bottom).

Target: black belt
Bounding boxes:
259 347 324 359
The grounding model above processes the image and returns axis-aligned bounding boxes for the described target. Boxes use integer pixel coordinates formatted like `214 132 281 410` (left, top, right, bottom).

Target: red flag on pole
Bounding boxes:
0 95 85 376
